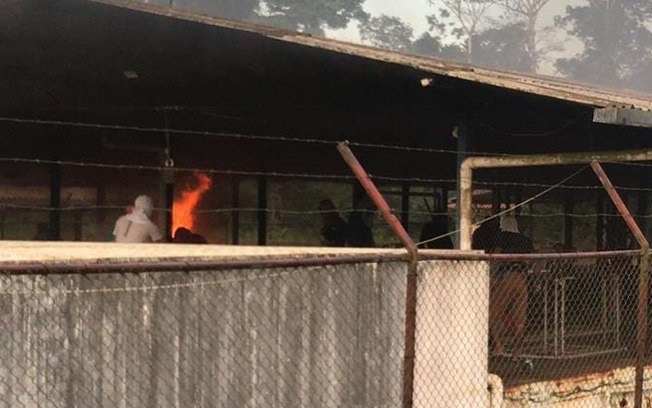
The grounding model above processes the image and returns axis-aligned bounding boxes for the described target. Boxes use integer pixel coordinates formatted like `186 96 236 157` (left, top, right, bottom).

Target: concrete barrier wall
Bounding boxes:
0 248 492 408
0 262 407 408
413 260 490 408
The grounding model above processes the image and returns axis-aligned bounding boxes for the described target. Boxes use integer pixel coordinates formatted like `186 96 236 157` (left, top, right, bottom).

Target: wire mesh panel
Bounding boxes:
413 259 490 407
487 253 639 390
0 261 407 408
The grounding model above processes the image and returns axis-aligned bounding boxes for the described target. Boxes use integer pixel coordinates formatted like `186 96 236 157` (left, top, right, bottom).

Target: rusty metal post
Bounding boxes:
336 141 418 408
591 161 649 408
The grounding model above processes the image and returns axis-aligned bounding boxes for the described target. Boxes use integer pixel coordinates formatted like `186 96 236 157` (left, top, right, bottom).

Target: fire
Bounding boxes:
172 172 212 233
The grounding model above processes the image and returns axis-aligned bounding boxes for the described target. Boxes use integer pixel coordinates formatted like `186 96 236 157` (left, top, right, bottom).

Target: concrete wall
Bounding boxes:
413 260 491 408
0 243 492 408
0 262 407 408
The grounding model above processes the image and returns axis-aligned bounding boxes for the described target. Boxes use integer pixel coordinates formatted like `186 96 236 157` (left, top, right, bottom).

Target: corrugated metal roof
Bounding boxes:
91 0 652 112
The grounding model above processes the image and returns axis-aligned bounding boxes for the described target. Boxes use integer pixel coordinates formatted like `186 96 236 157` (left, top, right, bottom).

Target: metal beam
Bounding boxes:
459 148 652 250
594 107 652 128
336 142 418 408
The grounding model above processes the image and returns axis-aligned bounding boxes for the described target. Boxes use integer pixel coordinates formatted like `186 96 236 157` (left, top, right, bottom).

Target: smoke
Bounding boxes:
144 0 652 94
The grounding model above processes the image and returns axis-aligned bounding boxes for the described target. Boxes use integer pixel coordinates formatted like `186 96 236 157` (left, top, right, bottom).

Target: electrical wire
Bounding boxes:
0 116 559 158
1 156 651 192
415 166 589 247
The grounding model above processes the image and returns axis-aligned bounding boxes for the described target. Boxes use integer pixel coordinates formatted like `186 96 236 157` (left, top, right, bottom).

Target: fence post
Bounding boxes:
336 141 418 408
590 161 650 408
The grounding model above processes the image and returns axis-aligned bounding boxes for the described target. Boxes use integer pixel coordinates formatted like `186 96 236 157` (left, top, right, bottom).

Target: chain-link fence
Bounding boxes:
0 249 647 407
0 257 410 408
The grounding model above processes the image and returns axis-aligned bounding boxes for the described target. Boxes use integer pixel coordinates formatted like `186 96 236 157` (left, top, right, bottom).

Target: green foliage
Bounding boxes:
472 21 532 71
555 0 652 88
171 0 259 20
260 0 368 35
359 15 414 52
412 32 465 61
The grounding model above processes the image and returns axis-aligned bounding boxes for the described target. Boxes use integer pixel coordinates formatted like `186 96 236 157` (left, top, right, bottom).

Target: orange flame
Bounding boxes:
172 172 212 233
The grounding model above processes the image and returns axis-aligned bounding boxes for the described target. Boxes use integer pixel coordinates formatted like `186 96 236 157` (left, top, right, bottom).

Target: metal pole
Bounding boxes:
590 162 649 250
336 141 418 408
231 178 240 245
636 249 650 408
459 162 473 250
590 161 649 408
337 142 417 253
164 181 174 241
257 176 267 246
49 160 61 241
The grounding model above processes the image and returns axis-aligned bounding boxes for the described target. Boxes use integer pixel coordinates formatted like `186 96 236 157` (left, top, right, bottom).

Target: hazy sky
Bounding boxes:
326 0 586 74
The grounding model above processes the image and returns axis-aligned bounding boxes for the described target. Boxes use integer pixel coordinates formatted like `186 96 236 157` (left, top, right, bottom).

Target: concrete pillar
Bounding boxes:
413 259 490 407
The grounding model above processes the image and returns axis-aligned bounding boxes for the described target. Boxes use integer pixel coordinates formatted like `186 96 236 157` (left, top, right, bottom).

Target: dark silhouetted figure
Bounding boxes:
489 215 534 359
318 199 347 247
472 216 501 252
34 222 50 241
173 227 207 244
347 200 376 247
419 217 454 249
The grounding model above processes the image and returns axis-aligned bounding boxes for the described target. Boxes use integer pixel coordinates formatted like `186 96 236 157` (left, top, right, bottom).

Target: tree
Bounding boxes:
170 0 259 20
259 0 368 36
427 0 495 63
555 0 652 87
359 15 414 52
472 21 531 71
412 32 466 61
496 0 551 72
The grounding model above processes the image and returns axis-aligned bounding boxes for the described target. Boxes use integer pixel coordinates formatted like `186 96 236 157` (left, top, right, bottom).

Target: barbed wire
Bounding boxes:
0 157 356 180
0 116 573 158
416 167 589 247
604 161 652 169
0 203 648 220
2 156 652 192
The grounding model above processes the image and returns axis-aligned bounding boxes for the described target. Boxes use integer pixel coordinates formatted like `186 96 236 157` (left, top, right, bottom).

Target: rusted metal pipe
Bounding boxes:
590 162 649 250
635 250 650 408
336 141 418 408
336 142 417 256
459 161 473 250
418 249 640 262
589 163 650 408
459 148 652 250
0 253 409 275
590 161 649 408
1 248 637 276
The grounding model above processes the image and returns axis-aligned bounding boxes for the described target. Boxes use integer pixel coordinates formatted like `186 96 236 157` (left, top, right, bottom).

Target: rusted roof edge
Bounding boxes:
88 0 652 111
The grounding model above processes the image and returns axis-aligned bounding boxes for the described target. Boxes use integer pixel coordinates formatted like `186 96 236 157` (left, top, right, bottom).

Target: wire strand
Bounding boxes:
1 156 651 192
415 166 589 247
0 116 560 157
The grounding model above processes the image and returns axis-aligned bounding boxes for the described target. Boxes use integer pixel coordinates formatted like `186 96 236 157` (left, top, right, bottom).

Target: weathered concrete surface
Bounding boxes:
413 260 490 408
0 243 492 407
0 244 409 407
0 241 407 263
504 366 652 407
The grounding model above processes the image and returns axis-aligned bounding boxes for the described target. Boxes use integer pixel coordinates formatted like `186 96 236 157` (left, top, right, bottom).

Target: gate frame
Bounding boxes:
459 148 652 408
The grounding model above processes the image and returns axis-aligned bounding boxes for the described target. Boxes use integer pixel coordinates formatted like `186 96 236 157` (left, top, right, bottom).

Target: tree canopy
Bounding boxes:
259 0 368 35
152 0 652 94
359 15 414 52
169 0 259 20
555 0 652 87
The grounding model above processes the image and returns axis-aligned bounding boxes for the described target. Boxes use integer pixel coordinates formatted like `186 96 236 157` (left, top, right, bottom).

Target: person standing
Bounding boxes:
347 200 376 247
489 215 534 359
318 199 347 247
113 195 163 243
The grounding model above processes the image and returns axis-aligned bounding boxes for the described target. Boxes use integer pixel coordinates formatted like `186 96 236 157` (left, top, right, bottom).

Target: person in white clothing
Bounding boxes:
113 195 163 243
